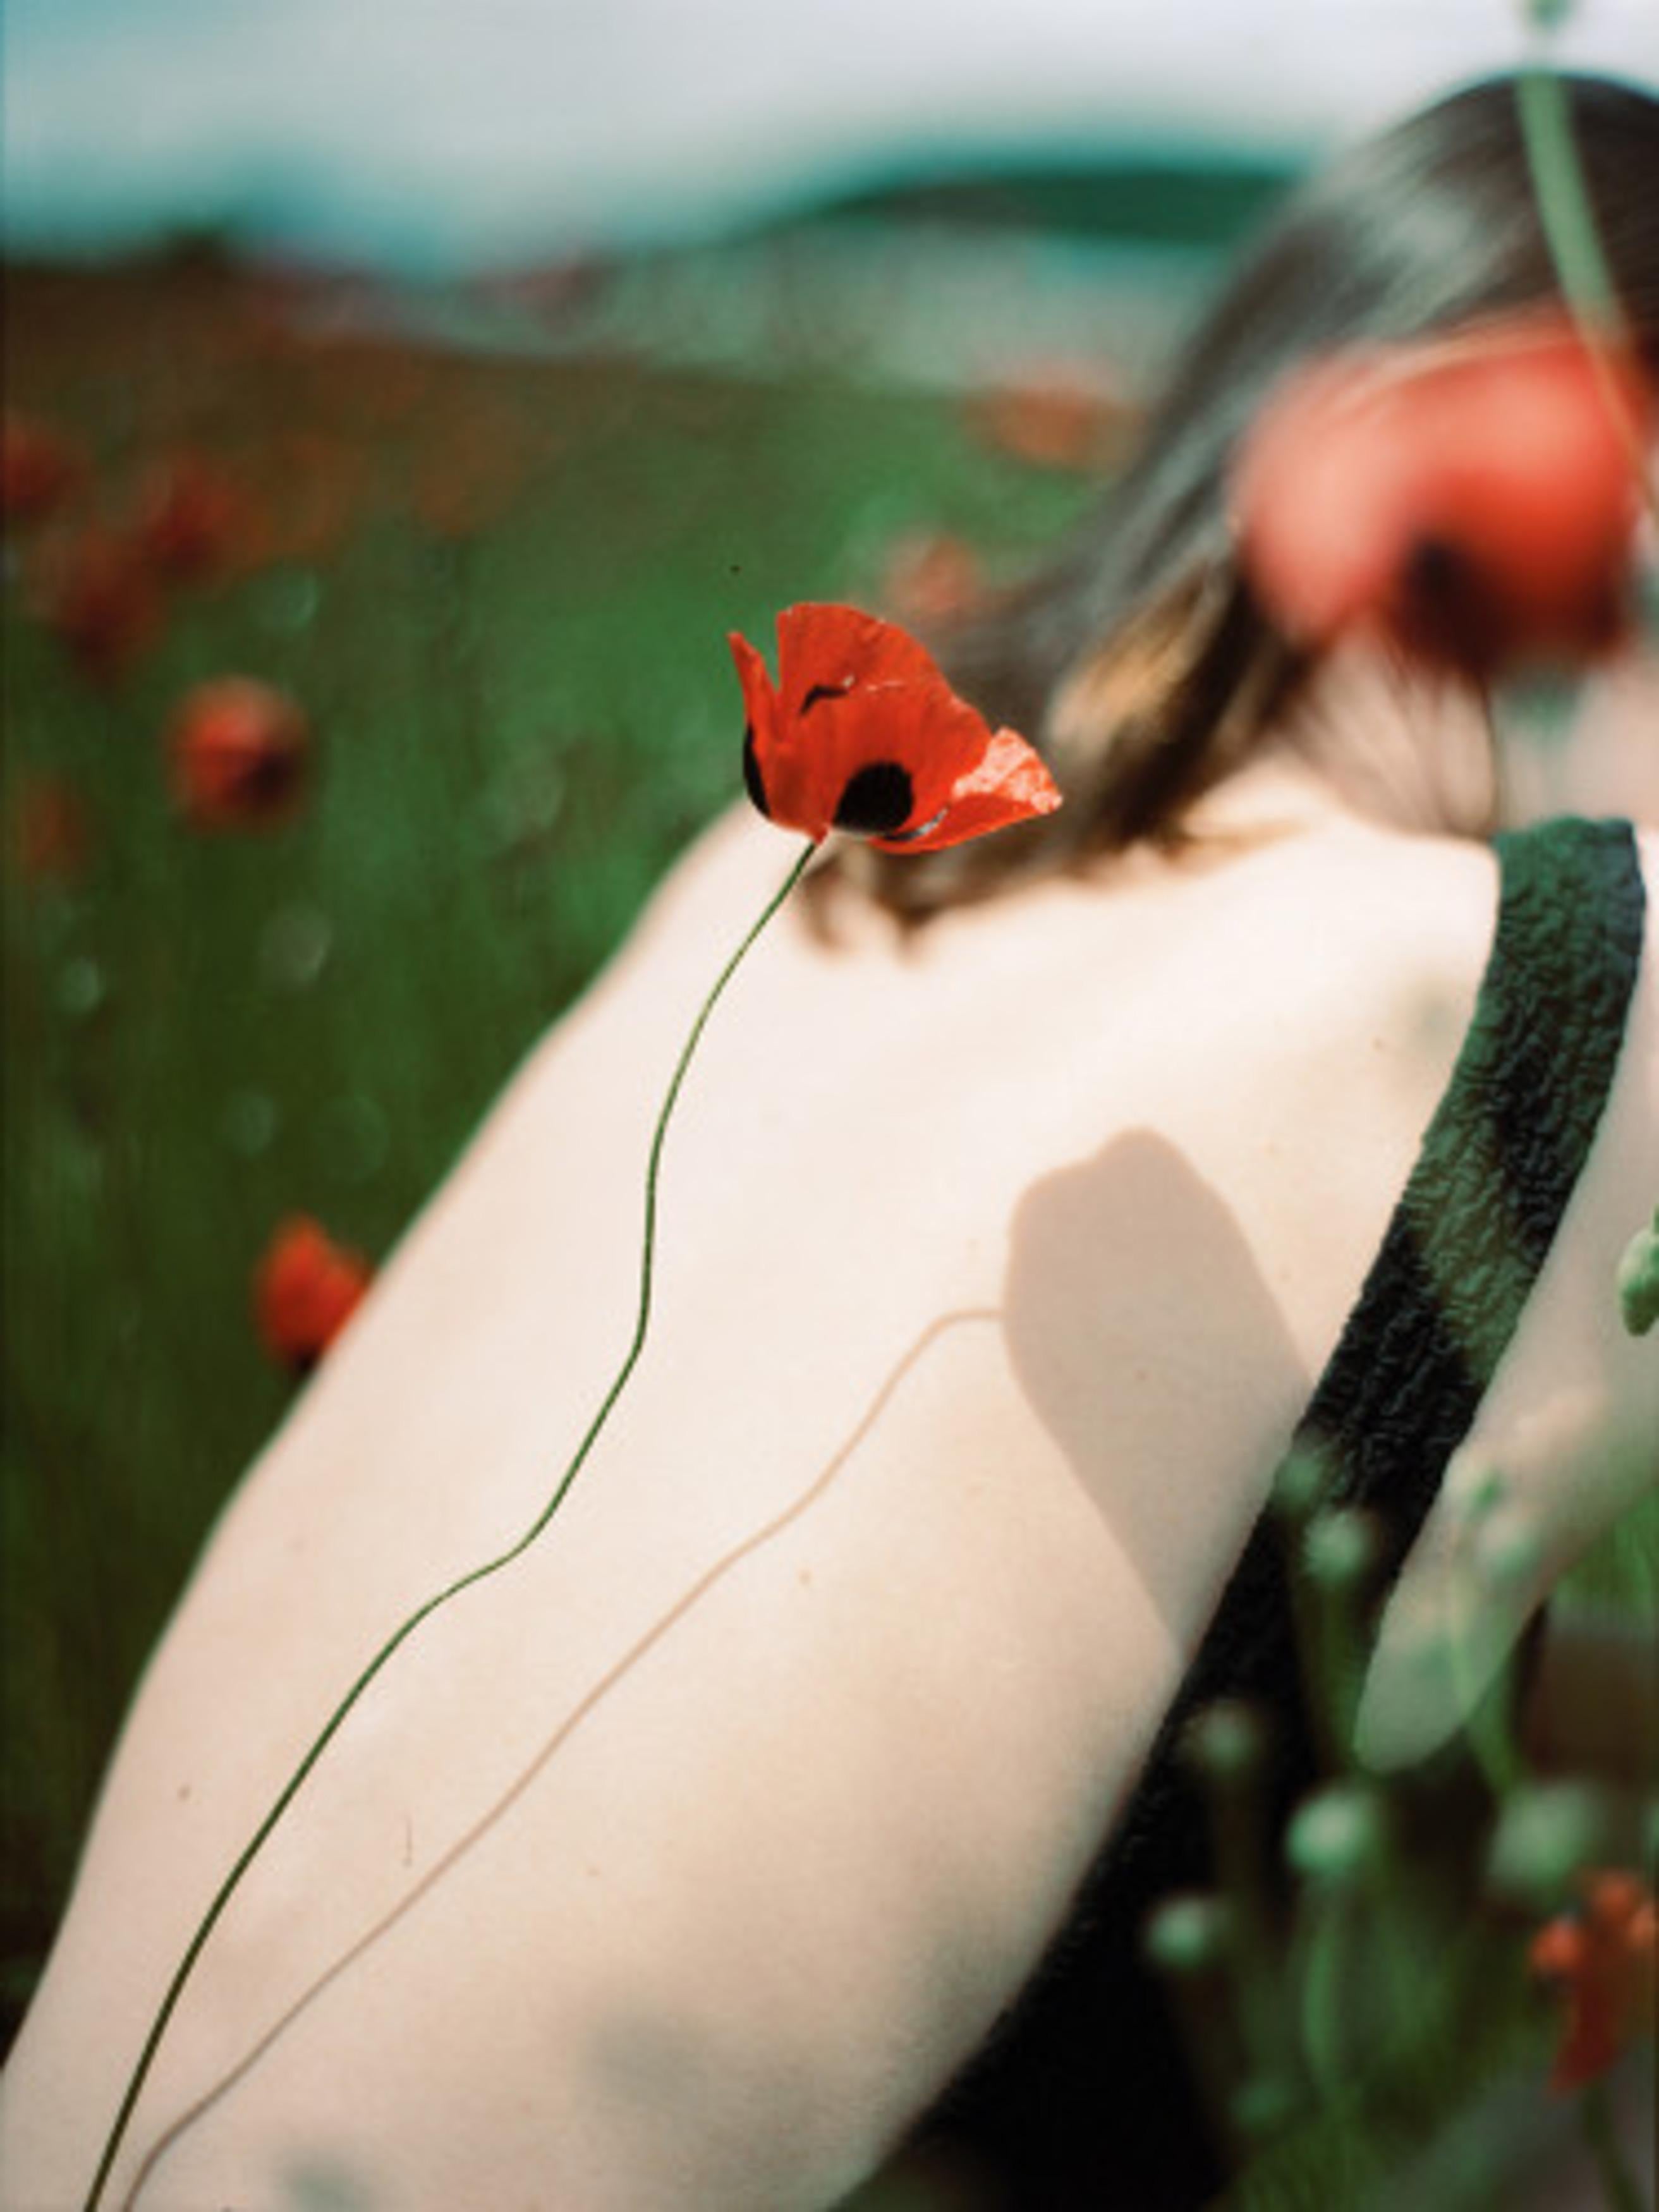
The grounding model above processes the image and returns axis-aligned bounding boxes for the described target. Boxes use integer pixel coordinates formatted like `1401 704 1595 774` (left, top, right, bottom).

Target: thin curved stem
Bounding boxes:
1514 59 1659 532
83 836 818 2212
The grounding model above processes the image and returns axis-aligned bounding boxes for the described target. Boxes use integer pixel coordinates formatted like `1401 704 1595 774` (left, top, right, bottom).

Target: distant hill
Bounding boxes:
793 153 1304 252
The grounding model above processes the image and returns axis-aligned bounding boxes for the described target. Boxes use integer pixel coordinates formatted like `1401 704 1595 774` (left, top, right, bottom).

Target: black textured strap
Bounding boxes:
914 816 1646 2209
1151 813 1648 1767
1303 813 1647 1521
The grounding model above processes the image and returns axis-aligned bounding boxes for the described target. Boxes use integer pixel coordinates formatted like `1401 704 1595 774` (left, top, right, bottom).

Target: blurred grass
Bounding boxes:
1 252 1096 2040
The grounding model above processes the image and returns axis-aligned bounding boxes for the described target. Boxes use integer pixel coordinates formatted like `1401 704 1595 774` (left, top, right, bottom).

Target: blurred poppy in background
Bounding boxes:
8 773 94 888
41 528 163 683
135 452 246 583
1 411 83 526
167 677 311 829
253 1215 372 1374
878 529 987 629
969 365 1136 471
1530 1868 1657 2093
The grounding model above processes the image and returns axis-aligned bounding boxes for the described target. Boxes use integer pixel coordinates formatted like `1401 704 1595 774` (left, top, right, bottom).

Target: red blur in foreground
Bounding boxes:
1233 315 1655 678
730 603 1060 853
168 678 310 829
1530 1868 1657 2093
254 1217 372 1374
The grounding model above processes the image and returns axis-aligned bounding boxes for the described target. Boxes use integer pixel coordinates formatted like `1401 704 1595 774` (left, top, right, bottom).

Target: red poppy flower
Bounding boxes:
729 603 1060 853
1530 1868 1656 2093
43 530 162 682
1233 314 1654 678
135 453 244 582
168 678 310 829
253 1215 372 1373
2 411 82 524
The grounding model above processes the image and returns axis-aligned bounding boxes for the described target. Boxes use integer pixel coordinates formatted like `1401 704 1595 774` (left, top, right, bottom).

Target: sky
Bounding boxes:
3 0 1656 272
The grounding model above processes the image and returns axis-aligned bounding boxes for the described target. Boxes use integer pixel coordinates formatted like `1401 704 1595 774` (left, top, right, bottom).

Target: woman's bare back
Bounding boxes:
8 774 1644 2211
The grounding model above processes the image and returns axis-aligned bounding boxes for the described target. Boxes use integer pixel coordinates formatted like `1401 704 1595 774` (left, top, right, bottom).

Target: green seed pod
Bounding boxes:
1615 1206 1659 1337
1285 1785 1388 1888
1143 1892 1232 1978
1301 1508 1382 1594
1485 1782 1614 1909
1182 1699 1270 1787
1271 1443 1333 1525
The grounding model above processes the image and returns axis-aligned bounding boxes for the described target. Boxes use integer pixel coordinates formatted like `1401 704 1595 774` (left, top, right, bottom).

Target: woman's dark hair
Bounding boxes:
836 71 1659 921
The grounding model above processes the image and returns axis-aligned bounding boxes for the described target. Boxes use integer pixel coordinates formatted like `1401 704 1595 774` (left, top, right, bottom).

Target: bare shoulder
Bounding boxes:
0 803 1533 2212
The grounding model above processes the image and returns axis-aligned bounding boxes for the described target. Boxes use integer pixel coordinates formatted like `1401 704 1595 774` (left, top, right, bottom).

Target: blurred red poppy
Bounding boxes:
970 367 1136 471
1530 1868 1656 2092
136 452 244 581
1233 314 1654 678
254 1216 372 1373
43 530 162 682
878 530 987 628
168 678 310 829
9 773 93 886
730 603 1060 853
2 411 83 524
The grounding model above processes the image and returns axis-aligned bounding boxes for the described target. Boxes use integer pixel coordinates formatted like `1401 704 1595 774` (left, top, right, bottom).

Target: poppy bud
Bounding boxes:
1234 315 1654 678
168 678 310 829
253 1215 372 1373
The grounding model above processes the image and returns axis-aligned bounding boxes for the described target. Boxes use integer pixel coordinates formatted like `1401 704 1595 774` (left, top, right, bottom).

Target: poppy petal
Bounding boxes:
872 725 1062 853
728 630 781 822
774 600 942 717
1234 314 1653 676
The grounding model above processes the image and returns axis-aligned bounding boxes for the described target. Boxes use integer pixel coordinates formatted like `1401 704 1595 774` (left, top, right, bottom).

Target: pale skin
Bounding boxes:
2 712 1655 2210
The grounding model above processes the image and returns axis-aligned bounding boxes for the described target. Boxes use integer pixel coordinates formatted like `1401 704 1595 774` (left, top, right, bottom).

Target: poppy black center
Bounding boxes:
1399 531 1503 667
1402 532 1474 600
231 741 303 810
834 760 915 836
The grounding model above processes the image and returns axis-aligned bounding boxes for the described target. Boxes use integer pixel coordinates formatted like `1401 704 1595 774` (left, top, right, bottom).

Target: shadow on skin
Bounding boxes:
121 1306 1004 2209
1003 1127 1309 1630
896 1133 1310 2206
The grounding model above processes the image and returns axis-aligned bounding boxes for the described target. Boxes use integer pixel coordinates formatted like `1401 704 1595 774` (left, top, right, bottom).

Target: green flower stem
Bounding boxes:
83 836 818 2212
1514 64 1625 337
1514 60 1658 530
1581 2076 1646 2212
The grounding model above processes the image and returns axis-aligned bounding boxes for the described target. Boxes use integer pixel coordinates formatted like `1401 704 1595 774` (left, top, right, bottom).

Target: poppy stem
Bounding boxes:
81 835 818 2212
1579 2077 1646 2212
1514 60 1659 532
